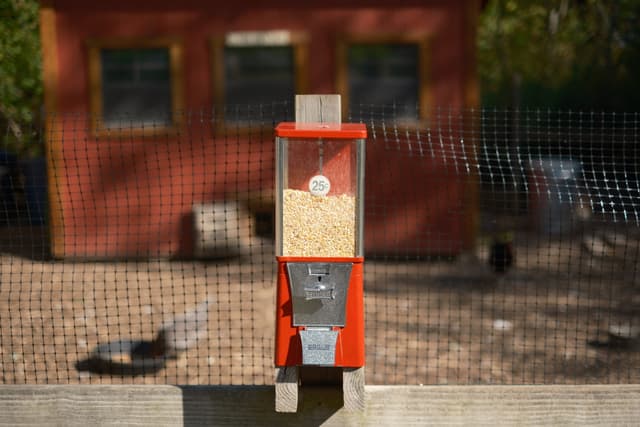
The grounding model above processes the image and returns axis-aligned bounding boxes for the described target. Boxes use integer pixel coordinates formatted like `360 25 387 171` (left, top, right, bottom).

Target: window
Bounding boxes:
337 35 429 123
87 39 184 135
211 31 308 125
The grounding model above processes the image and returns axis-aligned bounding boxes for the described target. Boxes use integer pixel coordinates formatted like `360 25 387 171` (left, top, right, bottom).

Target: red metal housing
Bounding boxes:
275 256 365 368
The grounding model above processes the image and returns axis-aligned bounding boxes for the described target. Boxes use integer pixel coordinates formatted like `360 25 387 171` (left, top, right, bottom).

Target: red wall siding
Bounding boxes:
47 1 474 258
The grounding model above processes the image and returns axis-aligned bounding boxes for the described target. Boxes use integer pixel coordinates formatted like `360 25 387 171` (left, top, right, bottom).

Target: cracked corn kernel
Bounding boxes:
282 189 355 257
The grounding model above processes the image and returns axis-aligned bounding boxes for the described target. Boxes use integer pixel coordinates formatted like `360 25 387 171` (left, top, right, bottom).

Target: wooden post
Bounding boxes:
294 94 342 123
274 367 299 413
274 94 366 413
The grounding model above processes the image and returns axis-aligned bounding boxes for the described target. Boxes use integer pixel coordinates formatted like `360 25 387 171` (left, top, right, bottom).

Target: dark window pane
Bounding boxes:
224 46 294 123
101 48 172 128
348 43 419 121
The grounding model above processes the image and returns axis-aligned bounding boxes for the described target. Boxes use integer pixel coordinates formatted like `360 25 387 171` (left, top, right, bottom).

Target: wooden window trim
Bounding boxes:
336 33 431 126
210 31 309 133
87 38 184 138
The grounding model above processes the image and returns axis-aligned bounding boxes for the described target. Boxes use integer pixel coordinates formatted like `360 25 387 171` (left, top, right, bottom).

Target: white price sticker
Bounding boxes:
309 175 331 196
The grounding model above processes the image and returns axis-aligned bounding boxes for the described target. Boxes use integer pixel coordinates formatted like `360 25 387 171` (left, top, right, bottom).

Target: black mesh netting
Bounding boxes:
1 105 638 385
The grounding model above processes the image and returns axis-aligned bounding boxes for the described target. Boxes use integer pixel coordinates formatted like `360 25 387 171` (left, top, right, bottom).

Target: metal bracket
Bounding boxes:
286 262 352 327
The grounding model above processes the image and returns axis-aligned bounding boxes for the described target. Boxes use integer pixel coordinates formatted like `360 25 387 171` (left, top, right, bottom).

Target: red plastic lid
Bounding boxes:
275 122 367 139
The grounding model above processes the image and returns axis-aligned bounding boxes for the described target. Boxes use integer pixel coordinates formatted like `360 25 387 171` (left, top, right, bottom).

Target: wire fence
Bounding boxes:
1 104 638 385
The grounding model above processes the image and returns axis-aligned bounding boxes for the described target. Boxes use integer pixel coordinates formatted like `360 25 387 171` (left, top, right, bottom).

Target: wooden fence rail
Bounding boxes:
0 385 638 426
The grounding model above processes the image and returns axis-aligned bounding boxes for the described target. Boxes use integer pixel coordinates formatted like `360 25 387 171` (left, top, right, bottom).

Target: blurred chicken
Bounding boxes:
582 234 616 258
582 231 640 260
147 299 211 358
488 232 514 274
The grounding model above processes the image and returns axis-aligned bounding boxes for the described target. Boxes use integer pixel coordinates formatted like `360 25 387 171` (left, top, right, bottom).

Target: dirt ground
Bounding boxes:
0 226 639 386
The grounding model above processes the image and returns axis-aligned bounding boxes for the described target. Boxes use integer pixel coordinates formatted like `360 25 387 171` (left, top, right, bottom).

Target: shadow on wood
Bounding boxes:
181 386 342 427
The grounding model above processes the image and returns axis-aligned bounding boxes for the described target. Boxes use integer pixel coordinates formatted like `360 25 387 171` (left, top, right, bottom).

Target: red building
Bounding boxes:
39 0 481 259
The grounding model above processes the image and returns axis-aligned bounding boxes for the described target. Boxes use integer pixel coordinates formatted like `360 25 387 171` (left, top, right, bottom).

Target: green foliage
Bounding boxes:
478 0 640 109
0 0 42 156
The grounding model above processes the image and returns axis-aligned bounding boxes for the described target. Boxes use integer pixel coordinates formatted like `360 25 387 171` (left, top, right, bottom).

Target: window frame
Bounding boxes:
210 31 309 129
87 38 185 137
336 34 431 125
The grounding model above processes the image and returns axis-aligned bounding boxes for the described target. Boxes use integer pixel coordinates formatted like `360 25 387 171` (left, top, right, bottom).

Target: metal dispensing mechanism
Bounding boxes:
275 122 367 368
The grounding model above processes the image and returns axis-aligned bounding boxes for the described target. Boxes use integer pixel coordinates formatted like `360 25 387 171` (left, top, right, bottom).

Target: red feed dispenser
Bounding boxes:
274 122 367 369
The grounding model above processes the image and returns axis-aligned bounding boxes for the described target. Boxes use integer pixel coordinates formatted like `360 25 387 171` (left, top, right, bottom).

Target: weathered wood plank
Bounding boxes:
292 94 364 409
274 366 299 413
275 94 347 412
295 94 341 124
342 367 365 412
0 385 638 426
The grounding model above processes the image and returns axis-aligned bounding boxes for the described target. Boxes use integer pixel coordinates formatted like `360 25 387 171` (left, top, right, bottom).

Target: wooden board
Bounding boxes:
295 94 341 124
275 94 346 413
1 385 639 426
274 367 299 413
342 367 365 412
